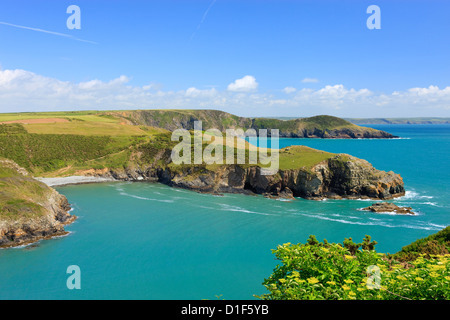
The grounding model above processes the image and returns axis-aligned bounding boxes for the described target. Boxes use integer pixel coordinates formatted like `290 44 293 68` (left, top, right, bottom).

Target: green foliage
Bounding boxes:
306 235 319 246
0 133 136 173
362 235 378 251
137 132 175 164
394 226 450 262
258 235 450 300
341 235 377 255
343 237 361 255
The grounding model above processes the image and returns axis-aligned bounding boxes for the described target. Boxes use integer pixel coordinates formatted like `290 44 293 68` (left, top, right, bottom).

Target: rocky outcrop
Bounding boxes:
0 160 76 248
361 202 415 215
85 154 405 200
0 191 76 248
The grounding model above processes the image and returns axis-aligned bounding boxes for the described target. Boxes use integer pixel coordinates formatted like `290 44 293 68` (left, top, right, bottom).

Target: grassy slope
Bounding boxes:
0 159 49 220
393 226 450 261
278 146 334 170
0 127 147 176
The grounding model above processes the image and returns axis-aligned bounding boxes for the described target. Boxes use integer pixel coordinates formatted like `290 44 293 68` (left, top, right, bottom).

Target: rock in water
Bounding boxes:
361 202 415 215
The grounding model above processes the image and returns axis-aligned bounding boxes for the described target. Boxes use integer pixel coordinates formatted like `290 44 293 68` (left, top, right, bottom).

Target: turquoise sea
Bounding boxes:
0 125 449 300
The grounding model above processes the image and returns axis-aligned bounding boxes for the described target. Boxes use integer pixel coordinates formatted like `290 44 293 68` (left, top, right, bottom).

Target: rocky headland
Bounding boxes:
0 159 76 248
73 153 405 201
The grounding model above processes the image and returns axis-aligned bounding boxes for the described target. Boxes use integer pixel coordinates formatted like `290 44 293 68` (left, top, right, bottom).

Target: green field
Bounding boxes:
0 111 155 136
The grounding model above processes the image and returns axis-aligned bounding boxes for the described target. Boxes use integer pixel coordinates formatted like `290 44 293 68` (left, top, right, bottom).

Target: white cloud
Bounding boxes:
185 87 217 97
142 83 162 91
283 87 297 94
0 68 449 118
301 78 319 83
227 75 258 92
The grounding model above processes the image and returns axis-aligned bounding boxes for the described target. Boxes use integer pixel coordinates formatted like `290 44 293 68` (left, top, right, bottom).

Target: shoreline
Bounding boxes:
0 214 77 250
35 176 117 187
35 174 406 202
0 230 72 250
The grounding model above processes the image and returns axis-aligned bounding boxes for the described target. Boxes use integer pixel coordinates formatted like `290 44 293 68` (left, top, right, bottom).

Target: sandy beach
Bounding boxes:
36 176 116 187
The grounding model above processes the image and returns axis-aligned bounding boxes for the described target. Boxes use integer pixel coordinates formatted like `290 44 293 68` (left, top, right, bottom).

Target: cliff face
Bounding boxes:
0 159 76 248
91 154 404 200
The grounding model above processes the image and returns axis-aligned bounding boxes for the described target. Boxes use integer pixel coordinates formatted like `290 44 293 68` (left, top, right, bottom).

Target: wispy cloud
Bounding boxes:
0 21 97 44
190 0 217 41
1 68 449 118
301 78 319 83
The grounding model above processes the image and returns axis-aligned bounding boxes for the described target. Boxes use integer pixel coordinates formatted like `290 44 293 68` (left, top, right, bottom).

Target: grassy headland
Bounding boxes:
0 110 406 201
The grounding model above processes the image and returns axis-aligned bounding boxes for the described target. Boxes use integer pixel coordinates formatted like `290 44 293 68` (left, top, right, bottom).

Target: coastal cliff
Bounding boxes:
0 159 76 248
85 153 405 200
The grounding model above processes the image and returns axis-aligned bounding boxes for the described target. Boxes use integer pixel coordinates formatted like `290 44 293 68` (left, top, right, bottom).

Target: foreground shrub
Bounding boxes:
257 236 450 300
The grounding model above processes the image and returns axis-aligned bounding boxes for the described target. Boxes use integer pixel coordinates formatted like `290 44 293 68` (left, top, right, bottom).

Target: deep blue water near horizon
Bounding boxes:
0 125 449 300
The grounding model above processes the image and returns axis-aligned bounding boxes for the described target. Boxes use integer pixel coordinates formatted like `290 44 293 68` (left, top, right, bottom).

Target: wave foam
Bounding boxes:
219 204 273 216
292 212 440 230
119 192 175 203
398 191 434 201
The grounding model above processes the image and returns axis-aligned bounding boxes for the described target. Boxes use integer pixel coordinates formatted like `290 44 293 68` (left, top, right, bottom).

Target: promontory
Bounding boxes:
0 159 76 248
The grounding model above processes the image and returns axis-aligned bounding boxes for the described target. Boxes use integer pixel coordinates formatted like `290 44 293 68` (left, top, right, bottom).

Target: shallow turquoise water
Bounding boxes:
0 125 449 300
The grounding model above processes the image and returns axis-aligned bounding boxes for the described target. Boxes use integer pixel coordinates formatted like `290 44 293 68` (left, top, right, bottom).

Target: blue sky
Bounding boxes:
0 0 449 117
